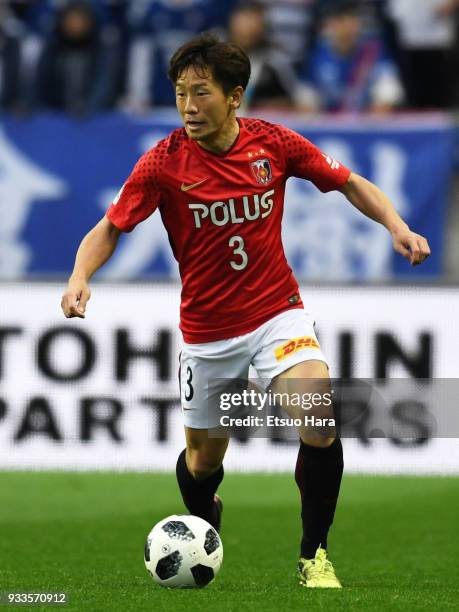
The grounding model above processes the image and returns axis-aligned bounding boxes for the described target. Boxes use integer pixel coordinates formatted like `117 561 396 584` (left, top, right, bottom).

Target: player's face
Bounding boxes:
175 66 241 147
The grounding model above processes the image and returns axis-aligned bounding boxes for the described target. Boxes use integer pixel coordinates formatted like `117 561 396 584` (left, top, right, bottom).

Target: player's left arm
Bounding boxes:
340 172 431 266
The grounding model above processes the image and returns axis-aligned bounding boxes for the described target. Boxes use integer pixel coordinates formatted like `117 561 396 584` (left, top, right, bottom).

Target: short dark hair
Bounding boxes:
168 32 251 94
321 1 361 18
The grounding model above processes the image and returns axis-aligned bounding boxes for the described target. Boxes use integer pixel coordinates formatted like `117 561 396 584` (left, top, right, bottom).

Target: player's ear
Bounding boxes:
229 86 244 110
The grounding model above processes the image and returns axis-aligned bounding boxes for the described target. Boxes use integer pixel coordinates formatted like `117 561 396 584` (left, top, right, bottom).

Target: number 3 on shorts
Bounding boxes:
229 235 248 270
184 366 194 401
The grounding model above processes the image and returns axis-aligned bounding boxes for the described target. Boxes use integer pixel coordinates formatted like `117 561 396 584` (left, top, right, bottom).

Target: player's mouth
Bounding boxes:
186 121 206 132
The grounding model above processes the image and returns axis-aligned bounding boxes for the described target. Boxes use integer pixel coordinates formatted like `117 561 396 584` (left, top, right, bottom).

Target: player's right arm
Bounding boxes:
61 216 121 318
61 142 166 319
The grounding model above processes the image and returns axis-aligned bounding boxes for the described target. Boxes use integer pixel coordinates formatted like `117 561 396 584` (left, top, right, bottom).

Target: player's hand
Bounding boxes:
391 227 431 266
61 277 91 318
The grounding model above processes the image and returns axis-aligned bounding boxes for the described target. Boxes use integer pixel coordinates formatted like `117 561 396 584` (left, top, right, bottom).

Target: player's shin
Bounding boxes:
176 448 224 531
295 438 344 559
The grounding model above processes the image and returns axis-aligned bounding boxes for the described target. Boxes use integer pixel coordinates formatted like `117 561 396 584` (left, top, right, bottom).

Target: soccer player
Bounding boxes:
61 33 430 588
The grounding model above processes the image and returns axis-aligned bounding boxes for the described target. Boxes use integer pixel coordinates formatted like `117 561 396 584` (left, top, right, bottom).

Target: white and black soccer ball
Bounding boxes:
144 514 223 588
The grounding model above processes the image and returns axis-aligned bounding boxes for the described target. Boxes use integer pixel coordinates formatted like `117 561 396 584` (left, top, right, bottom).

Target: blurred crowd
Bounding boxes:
1 0 459 117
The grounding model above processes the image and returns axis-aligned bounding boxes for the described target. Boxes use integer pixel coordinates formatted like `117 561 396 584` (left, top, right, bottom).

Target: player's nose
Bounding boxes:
183 95 198 114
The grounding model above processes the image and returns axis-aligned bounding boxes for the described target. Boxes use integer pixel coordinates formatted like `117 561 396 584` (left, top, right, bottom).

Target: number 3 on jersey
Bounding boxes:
229 235 248 270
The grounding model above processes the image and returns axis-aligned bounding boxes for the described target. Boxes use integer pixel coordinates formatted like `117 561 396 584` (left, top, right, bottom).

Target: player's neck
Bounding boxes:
197 117 240 155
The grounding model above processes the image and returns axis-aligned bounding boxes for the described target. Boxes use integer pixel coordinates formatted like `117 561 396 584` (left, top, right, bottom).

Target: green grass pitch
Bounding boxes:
0 472 458 611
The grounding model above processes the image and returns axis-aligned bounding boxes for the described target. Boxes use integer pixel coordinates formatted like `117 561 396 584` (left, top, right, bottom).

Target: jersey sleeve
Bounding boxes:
106 148 163 233
279 125 351 192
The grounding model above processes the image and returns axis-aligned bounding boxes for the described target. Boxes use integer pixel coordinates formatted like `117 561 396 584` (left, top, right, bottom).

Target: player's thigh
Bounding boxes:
184 426 229 477
271 358 331 406
270 358 332 416
271 360 336 446
251 310 334 446
251 309 328 383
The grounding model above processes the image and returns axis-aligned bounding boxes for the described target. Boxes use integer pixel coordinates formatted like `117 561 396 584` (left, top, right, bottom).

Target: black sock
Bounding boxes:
176 449 224 530
295 438 344 559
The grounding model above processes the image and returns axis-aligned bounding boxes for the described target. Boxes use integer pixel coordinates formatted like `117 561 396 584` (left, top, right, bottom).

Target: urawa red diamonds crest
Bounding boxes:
250 158 272 184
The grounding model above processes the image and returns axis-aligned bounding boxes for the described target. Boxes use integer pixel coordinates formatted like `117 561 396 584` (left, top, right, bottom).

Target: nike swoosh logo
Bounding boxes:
181 179 207 192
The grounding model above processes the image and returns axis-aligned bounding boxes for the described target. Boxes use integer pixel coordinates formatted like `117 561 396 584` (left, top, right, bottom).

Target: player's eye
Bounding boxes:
176 92 185 98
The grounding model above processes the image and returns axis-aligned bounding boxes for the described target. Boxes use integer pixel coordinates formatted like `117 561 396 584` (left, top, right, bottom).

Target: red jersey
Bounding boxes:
106 118 350 343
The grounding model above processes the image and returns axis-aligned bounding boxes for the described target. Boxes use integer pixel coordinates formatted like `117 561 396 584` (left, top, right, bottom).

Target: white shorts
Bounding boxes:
179 309 328 429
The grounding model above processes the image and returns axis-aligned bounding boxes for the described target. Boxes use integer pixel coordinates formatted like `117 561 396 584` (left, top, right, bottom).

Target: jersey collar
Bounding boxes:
190 117 244 159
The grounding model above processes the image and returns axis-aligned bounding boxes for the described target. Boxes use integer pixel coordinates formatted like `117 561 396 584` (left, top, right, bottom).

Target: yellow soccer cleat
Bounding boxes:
297 546 342 588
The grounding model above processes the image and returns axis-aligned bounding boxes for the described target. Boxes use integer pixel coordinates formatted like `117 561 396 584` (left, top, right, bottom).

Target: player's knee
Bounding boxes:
186 449 223 480
188 461 222 480
300 435 336 449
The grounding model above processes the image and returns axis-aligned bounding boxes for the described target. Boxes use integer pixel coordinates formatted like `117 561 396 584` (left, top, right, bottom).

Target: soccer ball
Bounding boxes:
144 514 223 588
